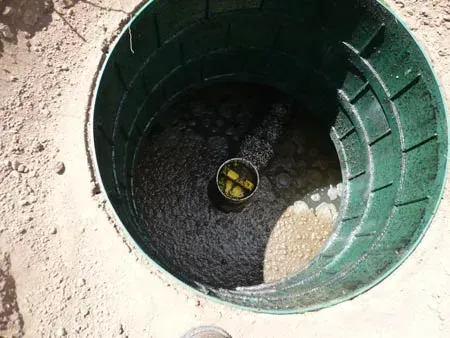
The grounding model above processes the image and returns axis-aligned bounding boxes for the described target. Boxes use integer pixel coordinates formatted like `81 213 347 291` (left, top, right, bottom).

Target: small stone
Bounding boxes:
77 278 86 287
2 6 13 17
3 159 11 168
189 298 201 307
60 64 69 72
16 227 27 235
10 170 20 178
19 200 30 207
32 141 44 152
56 328 67 337
55 161 65 175
12 160 20 170
50 227 57 235
9 75 18 82
119 324 124 335
91 183 101 196
0 23 14 40
101 39 109 53
17 164 26 173
63 0 75 8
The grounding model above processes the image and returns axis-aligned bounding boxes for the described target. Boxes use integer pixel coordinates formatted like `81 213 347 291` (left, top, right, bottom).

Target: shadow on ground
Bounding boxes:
0 252 24 337
0 0 54 56
0 0 135 57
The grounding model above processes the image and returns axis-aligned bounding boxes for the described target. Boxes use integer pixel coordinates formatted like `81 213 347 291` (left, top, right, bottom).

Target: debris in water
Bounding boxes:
217 159 258 200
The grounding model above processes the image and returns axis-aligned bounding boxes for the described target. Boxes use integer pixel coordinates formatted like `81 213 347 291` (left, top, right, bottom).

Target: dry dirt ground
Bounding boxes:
0 0 449 337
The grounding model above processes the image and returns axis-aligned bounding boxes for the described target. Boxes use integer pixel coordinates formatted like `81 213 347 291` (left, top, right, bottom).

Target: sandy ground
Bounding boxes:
0 0 449 337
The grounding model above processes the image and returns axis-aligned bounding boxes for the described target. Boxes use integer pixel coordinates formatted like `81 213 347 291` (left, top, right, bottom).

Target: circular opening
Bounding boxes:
91 0 448 313
216 158 259 203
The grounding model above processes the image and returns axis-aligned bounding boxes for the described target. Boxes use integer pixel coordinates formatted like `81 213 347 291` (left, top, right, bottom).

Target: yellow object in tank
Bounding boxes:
225 179 233 194
223 167 255 192
230 185 244 198
237 178 254 191
224 167 239 181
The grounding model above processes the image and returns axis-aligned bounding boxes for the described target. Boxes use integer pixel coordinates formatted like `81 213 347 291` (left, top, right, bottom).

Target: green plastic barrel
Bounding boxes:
91 0 449 313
